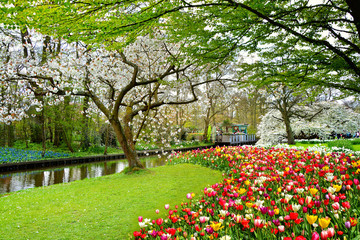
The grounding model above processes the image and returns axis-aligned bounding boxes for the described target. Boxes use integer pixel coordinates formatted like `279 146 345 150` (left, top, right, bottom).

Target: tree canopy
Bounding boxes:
3 0 359 95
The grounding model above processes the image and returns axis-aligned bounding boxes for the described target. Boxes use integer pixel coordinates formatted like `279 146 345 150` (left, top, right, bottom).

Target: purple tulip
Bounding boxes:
272 219 280 226
206 226 214 234
150 231 158 237
268 210 275 217
260 207 268 214
345 221 351 229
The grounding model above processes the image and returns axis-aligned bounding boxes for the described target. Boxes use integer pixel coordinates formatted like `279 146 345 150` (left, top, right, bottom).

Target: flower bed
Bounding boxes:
133 146 360 240
0 147 70 164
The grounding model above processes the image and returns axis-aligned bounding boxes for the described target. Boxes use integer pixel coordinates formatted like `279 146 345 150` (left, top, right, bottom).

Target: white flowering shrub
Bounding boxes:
257 102 360 145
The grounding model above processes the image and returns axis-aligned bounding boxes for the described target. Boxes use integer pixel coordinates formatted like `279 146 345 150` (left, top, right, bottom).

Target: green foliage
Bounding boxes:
87 145 106 154
246 125 257 135
0 164 222 239
351 138 360 145
327 140 354 151
186 133 203 141
6 0 360 95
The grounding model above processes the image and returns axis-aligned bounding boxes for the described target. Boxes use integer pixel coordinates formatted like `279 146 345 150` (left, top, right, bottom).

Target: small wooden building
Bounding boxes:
215 124 257 145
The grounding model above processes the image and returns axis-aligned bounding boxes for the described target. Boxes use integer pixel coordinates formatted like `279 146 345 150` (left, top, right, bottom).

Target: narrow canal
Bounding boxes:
0 156 167 194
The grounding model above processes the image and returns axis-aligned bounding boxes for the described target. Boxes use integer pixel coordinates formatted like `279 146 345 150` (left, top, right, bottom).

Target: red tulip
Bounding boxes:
342 201 351 209
327 227 335 238
321 230 328 240
156 218 163 225
290 212 298 220
332 202 340 211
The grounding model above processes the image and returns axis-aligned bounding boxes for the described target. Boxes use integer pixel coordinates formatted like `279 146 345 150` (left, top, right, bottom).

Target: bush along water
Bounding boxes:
133 146 360 240
0 147 70 164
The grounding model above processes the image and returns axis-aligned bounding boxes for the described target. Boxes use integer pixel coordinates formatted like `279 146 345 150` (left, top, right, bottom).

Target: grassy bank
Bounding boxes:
0 164 223 240
291 142 360 151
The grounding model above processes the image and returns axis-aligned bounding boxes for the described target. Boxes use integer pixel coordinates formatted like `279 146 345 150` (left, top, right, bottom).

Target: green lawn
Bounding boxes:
291 142 360 151
0 164 223 240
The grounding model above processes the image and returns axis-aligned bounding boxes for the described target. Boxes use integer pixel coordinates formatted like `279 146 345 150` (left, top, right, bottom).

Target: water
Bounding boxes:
0 157 167 194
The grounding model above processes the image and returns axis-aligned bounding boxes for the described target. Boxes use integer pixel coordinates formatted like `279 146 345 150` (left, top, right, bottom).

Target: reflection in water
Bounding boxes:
0 157 166 194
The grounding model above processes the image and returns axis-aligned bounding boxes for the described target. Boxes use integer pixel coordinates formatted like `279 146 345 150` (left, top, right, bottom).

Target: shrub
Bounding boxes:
87 145 105 154
327 139 354 150
351 138 360 145
186 133 203 141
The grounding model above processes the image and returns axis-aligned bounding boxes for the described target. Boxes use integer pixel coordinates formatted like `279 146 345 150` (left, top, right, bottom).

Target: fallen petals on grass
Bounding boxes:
133 146 360 239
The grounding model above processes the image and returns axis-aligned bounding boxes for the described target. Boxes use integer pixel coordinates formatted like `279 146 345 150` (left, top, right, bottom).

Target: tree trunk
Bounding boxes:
110 119 144 170
104 124 109 155
81 95 90 150
282 112 295 145
53 120 61 147
62 96 74 152
7 123 15 147
202 108 211 142
61 125 74 152
345 0 360 39
41 108 46 157
0 124 5 147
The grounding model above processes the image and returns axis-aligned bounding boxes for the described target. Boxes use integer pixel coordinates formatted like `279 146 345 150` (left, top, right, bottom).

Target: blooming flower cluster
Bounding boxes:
133 146 360 239
0 147 70 164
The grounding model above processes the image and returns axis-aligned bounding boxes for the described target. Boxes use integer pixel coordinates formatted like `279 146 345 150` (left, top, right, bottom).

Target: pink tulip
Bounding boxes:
186 193 192 199
164 204 169 210
303 207 308 213
138 216 143 222
199 216 207 223
354 179 359 185
278 225 285 232
311 232 320 240
156 209 160 214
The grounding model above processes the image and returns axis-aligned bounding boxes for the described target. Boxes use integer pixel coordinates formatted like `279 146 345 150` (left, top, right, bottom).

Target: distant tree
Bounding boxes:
257 101 360 145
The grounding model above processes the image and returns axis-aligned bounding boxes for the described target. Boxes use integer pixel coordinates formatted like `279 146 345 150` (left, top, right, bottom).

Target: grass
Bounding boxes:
291 142 360 151
0 164 223 240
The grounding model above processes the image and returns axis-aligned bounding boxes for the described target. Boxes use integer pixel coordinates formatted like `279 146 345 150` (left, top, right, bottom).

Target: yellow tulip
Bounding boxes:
210 221 224 232
277 187 282 193
306 215 318 225
244 180 250 186
274 209 280 215
245 202 253 208
309 188 318 196
238 188 247 195
319 217 331 229
333 185 342 192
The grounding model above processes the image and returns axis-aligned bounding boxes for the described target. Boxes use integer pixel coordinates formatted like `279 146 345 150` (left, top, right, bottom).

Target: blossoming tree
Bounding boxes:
257 101 360 145
0 27 232 169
